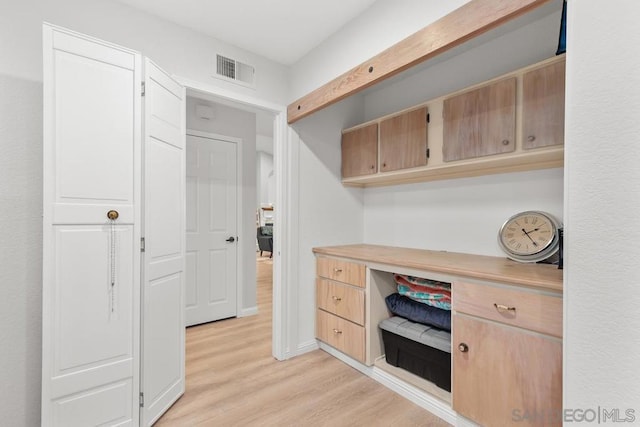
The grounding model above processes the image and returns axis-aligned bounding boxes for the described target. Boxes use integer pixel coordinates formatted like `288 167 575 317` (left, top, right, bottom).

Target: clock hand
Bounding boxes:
521 228 539 246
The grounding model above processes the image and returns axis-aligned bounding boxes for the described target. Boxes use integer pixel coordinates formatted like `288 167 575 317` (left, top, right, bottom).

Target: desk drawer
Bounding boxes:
317 278 365 326
453 281 562 338
316 309 365 362
316 257 365 287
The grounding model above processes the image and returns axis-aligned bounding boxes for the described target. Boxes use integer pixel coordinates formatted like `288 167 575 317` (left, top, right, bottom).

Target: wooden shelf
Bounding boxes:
287 0 553 124
374 358 452 404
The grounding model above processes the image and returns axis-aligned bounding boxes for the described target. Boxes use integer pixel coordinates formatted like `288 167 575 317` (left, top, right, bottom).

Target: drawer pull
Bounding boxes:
333 268 343 273
332 296 342 302
332 329 343 334
458 343 469 353
494 303 516 313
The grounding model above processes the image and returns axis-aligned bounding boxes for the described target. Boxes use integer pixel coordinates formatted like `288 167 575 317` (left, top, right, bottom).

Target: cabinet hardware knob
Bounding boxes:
370 165 375 169
458 343 469 353
502 139 510 145
333 329 343 334
527 135 536 142
107 210 119 220
494 303 516 313
333 268 343 273
332 296 342 302
382 163 387 168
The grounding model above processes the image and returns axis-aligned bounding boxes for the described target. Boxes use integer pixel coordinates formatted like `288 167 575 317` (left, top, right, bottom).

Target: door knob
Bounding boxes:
226 236 235 243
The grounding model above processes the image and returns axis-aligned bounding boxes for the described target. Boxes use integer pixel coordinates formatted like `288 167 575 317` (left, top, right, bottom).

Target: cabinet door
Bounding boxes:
380 106 428 172
523 59 566 149
443 78 516 162
342 123 378 178
453 315 562 426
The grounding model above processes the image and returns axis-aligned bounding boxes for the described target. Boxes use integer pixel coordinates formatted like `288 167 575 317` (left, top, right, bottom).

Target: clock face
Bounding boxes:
498 211 560 262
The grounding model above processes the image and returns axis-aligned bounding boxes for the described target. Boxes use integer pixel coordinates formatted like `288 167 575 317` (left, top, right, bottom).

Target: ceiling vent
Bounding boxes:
215 54 255 88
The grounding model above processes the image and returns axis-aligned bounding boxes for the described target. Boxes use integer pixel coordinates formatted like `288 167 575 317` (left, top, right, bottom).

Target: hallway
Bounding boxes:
156 255 448 426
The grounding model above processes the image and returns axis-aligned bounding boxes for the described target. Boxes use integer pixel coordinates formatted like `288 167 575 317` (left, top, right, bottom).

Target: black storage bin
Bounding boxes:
379 316 451 392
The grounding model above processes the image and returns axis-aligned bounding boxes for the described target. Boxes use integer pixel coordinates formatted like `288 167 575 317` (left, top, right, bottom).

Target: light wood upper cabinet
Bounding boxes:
379 106 428 172
523 58 566 149
452 315 562 426
443 77 516 162
341 123 378 178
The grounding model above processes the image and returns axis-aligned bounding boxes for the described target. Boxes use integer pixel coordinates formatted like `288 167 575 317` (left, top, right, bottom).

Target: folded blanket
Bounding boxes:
394 274 452 310
385 293 451 331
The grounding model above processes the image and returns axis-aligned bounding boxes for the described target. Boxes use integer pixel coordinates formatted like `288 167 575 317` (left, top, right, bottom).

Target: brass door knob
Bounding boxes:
107 210 119 220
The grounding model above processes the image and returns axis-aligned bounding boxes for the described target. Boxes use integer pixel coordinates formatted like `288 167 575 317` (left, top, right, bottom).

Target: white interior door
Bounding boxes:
42 25 141 426
185 133 238 326
141 59 186 426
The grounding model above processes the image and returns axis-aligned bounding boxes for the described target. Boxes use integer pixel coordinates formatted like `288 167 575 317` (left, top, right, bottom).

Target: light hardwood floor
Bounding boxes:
156 255 449 426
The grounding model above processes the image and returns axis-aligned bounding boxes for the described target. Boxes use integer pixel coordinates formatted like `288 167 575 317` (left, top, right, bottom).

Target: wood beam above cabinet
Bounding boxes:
287 0 552 124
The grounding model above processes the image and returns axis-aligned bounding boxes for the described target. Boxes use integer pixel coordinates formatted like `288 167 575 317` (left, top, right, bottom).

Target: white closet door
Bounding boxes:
140 59 186 426
42 25 141 426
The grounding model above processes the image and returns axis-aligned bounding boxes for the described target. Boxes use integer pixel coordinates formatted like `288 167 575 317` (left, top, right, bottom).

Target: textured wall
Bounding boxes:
564 0 640 413
0 75 43 426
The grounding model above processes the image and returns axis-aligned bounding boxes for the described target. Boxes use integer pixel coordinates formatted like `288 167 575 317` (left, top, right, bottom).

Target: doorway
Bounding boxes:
183 91 279 337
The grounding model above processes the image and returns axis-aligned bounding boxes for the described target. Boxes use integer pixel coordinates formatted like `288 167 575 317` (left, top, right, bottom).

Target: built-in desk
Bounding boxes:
313 244 562 426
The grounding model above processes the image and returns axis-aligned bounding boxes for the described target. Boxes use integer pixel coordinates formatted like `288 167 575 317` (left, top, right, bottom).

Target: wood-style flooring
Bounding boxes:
156 255 449 426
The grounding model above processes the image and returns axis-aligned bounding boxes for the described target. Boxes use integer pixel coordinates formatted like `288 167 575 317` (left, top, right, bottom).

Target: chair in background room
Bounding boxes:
257 225 273 258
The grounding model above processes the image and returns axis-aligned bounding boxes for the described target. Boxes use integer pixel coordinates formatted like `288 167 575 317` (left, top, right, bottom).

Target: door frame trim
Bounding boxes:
185 129 244 318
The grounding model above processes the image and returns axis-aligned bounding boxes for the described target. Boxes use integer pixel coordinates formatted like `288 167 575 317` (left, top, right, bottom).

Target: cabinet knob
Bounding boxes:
494 303 516 313
107 210 119 220
527 135 536 142
370 165 375 169
332 296 342 302
382 163 387 168
333 329 343 335
502 139 510 146
333 268 343 273
458 343 469 353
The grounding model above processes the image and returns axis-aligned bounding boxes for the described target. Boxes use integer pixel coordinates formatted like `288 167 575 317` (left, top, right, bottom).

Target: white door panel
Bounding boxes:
54 49 134 204
55 226 133 372
141 58 185 426
42 25 141 427
52 380 133 427
185 134 237 326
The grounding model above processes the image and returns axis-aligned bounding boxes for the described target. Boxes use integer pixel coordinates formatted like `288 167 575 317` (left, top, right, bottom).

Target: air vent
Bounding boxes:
215 54 255 88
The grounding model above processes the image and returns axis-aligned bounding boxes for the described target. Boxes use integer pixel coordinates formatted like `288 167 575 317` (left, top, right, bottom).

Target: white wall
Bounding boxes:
291 96 366 350
364 169 563 256
564 0 640 414
256 151 274 207
186 97 258 311
0 0 290 104
0 2 288 423
0 75 43 427
290 0 471 100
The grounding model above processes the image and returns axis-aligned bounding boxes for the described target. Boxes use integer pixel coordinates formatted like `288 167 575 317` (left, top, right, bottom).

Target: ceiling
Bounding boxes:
112 0 378 65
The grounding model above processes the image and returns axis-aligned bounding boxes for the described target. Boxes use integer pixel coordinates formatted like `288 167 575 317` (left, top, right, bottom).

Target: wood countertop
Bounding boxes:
312 244 562 292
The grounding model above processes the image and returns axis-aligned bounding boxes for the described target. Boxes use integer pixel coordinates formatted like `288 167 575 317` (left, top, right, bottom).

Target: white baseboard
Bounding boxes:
296 339 319 356
317 343 477 426
238 306 258 317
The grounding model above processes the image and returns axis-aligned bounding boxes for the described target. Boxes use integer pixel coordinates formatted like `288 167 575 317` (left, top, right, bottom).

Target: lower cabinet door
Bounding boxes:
316 309 365 362
452 314 562 426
